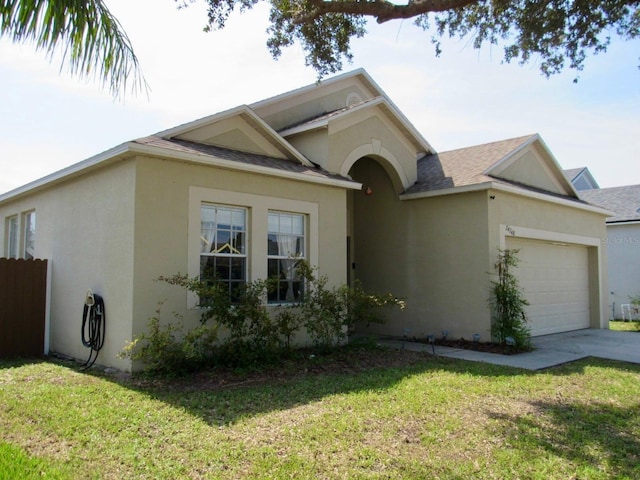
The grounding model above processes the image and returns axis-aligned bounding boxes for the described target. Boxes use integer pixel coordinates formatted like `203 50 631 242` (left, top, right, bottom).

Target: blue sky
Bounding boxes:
1 0 638 194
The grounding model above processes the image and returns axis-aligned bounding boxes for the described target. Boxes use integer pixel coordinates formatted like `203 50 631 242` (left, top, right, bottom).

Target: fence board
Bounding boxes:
0 258 48 358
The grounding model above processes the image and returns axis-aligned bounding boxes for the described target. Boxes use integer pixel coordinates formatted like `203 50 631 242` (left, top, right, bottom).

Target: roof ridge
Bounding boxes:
437 134 537 155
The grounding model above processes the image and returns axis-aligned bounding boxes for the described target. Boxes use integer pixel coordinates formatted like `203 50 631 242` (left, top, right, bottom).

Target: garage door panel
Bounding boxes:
505 237 590 336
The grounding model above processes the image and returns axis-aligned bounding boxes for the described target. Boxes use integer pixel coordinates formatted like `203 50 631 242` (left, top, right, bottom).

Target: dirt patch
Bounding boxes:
120 346 434 392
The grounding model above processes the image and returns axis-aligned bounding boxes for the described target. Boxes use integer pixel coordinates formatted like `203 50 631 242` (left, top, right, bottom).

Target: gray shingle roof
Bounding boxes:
134 136 352 183
405 135 535 194
579 184 640 222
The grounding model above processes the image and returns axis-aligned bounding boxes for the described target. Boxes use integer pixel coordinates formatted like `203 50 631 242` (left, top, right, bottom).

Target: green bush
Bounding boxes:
119 303 219 374
122 261 405 372
490 249 532 351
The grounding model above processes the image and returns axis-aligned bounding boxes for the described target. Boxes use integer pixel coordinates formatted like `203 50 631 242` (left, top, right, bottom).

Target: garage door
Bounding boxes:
505 237 590 336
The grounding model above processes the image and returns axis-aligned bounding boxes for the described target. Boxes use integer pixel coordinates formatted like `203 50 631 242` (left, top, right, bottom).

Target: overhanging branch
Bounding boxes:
294 0 482 24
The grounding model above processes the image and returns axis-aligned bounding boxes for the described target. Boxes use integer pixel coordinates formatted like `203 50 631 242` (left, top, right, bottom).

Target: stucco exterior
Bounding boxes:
0 160 136 369
348 160 608 341
0 69 611 370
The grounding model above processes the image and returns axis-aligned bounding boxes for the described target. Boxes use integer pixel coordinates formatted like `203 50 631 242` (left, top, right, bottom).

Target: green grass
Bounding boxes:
610 320 640 332
1 352 640 479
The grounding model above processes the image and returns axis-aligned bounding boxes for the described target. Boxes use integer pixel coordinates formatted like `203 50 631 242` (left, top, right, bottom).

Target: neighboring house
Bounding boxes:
579 185 640 319
564 167 600 191
0 69 610 371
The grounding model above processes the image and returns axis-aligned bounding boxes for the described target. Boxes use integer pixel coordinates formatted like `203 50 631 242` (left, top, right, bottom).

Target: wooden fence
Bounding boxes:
0 258 48 358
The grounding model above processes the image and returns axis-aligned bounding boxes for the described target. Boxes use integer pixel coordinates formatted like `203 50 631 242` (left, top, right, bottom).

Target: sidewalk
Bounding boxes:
377 329 640 370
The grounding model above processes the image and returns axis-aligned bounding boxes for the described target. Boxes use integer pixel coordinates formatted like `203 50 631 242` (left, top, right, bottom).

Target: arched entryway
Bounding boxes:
347 156 410 332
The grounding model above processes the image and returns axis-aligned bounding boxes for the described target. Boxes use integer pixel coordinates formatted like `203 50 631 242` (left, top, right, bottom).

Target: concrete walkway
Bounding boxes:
378 328 640 370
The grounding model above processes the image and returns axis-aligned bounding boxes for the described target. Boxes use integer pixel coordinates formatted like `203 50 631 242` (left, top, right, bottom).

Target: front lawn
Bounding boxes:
610 320 640 332
1 349 639 479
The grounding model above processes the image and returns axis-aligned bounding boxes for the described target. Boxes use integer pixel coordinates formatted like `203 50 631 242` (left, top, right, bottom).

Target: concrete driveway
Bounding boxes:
383 328 640 370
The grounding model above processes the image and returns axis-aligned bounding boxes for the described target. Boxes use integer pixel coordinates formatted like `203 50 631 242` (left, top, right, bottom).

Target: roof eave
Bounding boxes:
491 182 614 216
155 105 315 168
400 182 493 200
129 142 361 190
0 142 133 205
401 180 614 216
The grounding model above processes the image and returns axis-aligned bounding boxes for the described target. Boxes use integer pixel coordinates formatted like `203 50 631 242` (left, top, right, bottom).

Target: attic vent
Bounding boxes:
346 93 363 107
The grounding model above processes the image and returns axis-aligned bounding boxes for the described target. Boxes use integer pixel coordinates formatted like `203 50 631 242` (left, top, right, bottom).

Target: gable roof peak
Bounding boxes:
249 68 382 111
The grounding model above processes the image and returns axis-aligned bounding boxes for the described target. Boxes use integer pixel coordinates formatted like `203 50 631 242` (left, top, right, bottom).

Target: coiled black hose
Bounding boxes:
81 293 105 369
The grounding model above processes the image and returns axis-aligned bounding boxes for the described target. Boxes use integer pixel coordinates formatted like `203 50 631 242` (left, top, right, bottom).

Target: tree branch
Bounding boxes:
295 0 481 24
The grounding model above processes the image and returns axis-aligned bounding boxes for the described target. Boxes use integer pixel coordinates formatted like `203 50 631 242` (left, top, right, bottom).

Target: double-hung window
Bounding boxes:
200 204 247 299
267 211 305 303
5 216 18 258
23 211 35 260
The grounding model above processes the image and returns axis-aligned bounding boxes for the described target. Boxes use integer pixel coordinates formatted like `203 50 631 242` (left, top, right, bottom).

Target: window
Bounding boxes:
5 216 18 258
200 204 247 299
267 211 305 303
23 211 35 260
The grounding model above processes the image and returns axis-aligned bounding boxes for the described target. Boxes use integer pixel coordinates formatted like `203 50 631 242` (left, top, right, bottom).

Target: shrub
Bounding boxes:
123 261 405 372
276 262 406 350
490 249 532 351
119 303 219 374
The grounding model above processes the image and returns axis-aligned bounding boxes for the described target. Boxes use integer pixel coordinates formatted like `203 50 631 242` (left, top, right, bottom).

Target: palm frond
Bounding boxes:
0 0 147 98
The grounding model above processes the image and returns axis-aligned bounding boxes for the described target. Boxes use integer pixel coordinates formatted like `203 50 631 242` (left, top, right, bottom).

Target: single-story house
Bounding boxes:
579 185 640 319
0 69 610 370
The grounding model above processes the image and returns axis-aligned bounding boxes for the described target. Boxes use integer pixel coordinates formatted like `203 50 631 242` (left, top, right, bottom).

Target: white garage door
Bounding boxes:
505 237 590 336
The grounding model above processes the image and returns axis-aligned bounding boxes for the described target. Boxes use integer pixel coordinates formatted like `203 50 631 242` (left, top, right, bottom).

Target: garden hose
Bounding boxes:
81 290 105 370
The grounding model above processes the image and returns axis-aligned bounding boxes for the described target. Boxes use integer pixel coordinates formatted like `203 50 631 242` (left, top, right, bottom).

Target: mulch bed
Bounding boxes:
409 337 528 355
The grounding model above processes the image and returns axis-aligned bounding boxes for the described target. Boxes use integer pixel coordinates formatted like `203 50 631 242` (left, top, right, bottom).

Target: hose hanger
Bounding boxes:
81 289 106 370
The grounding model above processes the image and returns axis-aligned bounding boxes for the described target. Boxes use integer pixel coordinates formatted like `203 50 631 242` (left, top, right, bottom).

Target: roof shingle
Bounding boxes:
579 185 640 222
405 135 535 194
134 136 352 183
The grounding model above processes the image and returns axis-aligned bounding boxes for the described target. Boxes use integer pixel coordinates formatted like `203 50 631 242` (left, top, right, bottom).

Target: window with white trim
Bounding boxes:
200 204 247 299
267 211 305 303
5 215 18 258
23 211 35 260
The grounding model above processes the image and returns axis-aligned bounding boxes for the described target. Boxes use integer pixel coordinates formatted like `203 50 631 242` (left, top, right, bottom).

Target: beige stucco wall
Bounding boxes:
287 130 329 168
497 151 565 195
0 160 136 370
330 112 417 189
0 155 349 371
130 156 349 357
350 159 492 340
487 189 609 330
350 158 608 341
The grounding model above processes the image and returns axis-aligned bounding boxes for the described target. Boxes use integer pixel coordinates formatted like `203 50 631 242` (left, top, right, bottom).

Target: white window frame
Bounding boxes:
267 211 306 304
23 211 36 260
199 204 248 298
5 215 19 258
188 186 319 309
